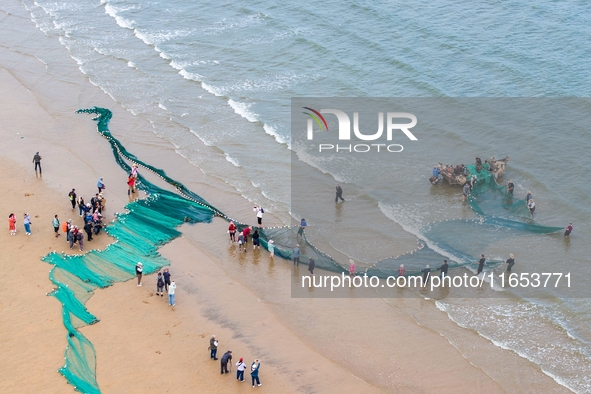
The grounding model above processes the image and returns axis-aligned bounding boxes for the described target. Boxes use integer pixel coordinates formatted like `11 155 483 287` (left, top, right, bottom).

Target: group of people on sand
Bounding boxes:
209 335 262 387
135 263 177 306
7 213 32 236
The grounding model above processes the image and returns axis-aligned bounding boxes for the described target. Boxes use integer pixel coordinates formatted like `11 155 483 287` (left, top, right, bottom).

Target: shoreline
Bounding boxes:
0 2 574 393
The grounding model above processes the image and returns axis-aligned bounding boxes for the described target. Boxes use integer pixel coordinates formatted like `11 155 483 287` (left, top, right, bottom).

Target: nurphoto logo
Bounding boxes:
303 107 418 153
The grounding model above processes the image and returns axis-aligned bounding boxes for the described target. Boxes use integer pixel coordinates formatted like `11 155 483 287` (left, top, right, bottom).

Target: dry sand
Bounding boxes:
0 3 572 393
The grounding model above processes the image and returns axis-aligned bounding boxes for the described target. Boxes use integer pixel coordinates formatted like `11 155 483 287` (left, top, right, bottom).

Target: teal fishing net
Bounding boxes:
43 107 563 392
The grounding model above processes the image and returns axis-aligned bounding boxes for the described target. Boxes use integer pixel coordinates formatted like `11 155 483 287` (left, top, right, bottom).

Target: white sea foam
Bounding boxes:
263 124 289 145
228 99 258 123
158 103 167 111
224 153 240 167
201 82 223 97
104 4 135 30
179 69 203 82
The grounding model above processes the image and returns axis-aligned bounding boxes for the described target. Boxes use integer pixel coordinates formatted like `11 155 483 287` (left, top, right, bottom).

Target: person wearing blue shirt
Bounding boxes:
293 245 300 266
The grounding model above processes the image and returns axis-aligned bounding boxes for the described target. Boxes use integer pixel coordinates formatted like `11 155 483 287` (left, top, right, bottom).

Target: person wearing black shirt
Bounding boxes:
507 180 514 195
477 254 486 275
506 253 515 272
84 221 93 241
221 350 233 374
335 185 345 202
438 260 449 278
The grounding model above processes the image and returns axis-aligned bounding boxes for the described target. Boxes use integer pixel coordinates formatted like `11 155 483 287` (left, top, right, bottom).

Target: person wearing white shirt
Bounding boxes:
168 279 176 306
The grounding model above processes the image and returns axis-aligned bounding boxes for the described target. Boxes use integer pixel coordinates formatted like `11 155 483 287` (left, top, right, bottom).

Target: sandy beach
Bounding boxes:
0 2 576 393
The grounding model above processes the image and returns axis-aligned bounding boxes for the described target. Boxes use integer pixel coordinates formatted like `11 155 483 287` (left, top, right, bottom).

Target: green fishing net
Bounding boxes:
41 107 562 393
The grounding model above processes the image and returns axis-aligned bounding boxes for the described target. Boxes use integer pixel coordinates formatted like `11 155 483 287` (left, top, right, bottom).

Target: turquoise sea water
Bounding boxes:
11 0 591 391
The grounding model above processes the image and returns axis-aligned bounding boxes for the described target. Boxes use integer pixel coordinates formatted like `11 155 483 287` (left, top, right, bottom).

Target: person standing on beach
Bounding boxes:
84 220 93 241
506 253 515 272
268 240 275 258
209 335 218 360
308 258 315 275
77 196 85 217
236 357 246 382
69 226 79 249
32 152 42 174
507 180 514 195
63 219 71 242
168 279 176 306
77 231 84 252
163 268 171 291
564 223 573 237
127 174 136 195
156 272 164 297
23 213 32 236
220 350 232 374
349 259 356 277
438 260 449 278
68 189 77 211
251 359 261 387
97 177 105 193
335 185 345 202
228 221 236 242
254 206 264 226
477 254 486 275
52 215 60 237
297 218 307 237
135 262 143 286
252 228 260 250
8 213 16 236
293 245 300 266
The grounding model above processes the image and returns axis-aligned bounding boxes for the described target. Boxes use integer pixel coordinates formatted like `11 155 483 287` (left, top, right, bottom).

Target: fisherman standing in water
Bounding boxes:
507 180 514 195
335 185 345 202
438 260 449 278
527 199 536 216
476 254 486 275
462 182 471 202
506 253 515 272
564 223 573 237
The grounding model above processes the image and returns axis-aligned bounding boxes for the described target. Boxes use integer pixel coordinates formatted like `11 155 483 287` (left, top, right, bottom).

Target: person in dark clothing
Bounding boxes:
506 253 515 272
163 268 171 291
221 350 232 374
68 189 77 210
84 221 93 241
477 254 486 275
564 223 573 237
33 152 42 174
252 229 260 250
209 335 218 360
335 185 345 202
507 180 514 195
421 265 431 285
308 258 315 275
438 260 449 278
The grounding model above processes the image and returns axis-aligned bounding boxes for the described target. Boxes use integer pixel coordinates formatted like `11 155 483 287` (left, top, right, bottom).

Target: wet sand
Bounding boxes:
0 3 572 393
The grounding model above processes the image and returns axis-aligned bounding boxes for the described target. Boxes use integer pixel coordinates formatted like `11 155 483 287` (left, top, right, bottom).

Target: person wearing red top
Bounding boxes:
8 213 16 236
242 226 251 245
127 173 136 195
228 222 237 242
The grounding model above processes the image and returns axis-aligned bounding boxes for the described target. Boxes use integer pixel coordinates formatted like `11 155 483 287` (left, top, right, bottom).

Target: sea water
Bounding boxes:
13 0 591 391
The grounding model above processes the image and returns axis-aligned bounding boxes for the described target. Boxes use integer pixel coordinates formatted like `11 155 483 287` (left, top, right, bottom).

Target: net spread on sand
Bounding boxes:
42 107 561 393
